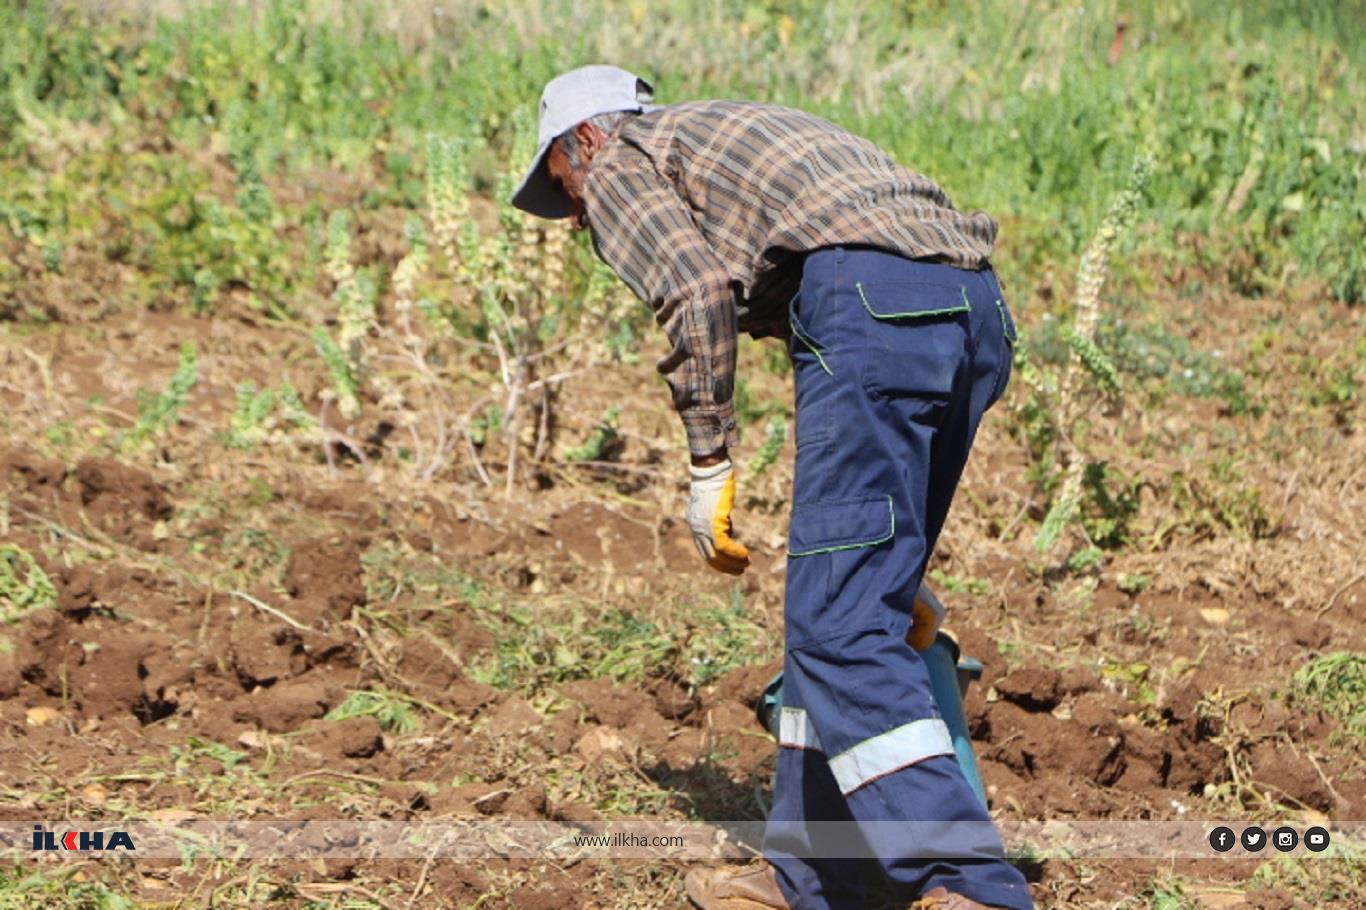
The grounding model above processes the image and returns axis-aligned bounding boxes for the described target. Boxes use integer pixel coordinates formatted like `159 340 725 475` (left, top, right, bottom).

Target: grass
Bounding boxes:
0 865 141 909
460 573 775 694
326 688 421 733
2 0 1362 323
0 542 58 621
1293 651 1366 740
1251 851 1366 905
1131 849 1366 910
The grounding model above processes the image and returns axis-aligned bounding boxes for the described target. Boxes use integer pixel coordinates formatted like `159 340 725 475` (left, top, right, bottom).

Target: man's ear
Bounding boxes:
575 121 605 156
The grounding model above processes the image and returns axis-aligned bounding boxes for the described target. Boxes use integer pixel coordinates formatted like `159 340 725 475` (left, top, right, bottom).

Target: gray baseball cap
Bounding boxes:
511 65 660 218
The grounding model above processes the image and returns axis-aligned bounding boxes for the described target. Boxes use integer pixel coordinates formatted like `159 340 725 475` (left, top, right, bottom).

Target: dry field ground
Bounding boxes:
2 269 1363 906
1 1 1363 907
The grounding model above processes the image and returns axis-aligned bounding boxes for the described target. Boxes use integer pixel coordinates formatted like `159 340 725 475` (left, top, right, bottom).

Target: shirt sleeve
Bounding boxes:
583 156 740 458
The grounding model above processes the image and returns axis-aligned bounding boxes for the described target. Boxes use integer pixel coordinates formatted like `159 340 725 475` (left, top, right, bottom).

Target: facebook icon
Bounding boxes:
1209 826 1236 853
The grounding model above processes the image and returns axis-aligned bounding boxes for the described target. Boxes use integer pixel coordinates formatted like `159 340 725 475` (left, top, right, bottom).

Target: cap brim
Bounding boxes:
511 138 573 219
509 104 662 219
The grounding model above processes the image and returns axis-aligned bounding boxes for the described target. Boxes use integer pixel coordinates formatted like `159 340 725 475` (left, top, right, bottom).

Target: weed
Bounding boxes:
0 543 57 621
1024 151 1153 556
459 569 770 694
1100 658 1159 708
122 340 199 450
746 416 788 478
214 527 291 591
1143 874 1196 910
327 213 377 388
43 420 75 451
927 569 991 597
1078 462 1144 548
1292 651 1366 739
226 382 276 450
312 211 376 423
1065 546 1104 574
544 763 677 817
0 863 139 909
1116 573 1150 595
564 406 622 463
223 381 318 453
174 736 249 774
684 589 773 686
1251 851 1364 904
468 599 669 692
327 689 421 734
1164 461 1277 543
313 328 362 426
1214 369 1265 417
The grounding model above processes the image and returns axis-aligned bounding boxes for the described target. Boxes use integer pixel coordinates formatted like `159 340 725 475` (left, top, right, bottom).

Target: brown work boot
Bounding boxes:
684 863 791 909
911 886 1002 909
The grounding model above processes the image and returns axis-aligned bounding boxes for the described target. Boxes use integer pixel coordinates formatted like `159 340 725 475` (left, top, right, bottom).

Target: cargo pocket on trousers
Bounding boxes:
856 280 971 321
787 496 896 647
855 280 967 404
788 495 896 557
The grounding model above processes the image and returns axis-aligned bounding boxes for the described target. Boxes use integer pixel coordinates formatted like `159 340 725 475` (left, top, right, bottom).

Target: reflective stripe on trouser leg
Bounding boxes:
781 708 958 791
786 705 957 795
828 718 954 794
777 707 824 752
764 670 866 909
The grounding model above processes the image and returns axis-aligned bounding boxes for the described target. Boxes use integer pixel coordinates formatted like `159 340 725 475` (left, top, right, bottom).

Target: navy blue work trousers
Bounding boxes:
762 247 1032 910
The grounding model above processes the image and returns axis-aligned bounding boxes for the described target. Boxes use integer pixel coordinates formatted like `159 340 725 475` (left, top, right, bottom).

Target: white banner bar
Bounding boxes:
4 821 1362 861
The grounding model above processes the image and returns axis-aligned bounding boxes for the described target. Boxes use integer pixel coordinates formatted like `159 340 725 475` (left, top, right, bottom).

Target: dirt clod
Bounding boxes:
284 535 368 623
230 624 305 688
994 667 1063 711
573 725 639 764
481 697 542 738
648 675 698 720
233 678 338 733
334 716 385 757
75 457 173 544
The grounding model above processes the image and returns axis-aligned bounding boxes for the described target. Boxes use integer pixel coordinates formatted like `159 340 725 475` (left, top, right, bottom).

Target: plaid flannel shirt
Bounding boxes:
581 100 999 458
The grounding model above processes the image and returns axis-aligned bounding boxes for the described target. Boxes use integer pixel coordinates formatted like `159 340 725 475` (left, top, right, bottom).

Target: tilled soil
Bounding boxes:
1 288 1363 907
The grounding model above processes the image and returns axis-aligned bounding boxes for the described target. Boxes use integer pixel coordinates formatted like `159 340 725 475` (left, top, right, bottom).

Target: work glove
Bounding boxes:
906 582 947 652
687 459 751 575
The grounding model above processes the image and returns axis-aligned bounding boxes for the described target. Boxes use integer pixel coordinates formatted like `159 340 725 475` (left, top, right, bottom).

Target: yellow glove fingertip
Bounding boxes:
707 552 748 575
714 535 750 561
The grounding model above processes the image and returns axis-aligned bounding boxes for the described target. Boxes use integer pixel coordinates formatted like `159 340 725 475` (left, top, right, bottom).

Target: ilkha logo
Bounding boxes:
31 825 135 852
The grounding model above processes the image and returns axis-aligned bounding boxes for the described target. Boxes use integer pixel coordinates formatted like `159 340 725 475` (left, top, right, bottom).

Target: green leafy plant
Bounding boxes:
226 382 276 450
179 736 249 773
1116 573 1150 595
0 543 57 622
564 406 622 463
927 569 991 596
123 341 199 449
1162 459 1277 543
1293 652 1366 738
746 416 787 478
313 211 376 423
225 381 318 451
683 589 770 686
1023 151 1153 556
327 689 420 734
312 328 361 427
1100 658 1158 707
